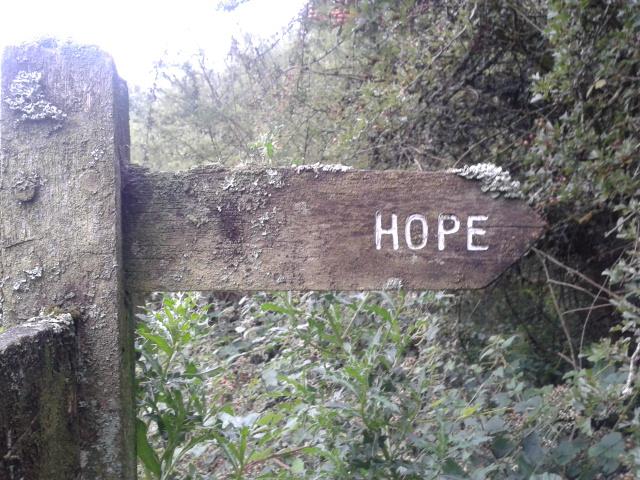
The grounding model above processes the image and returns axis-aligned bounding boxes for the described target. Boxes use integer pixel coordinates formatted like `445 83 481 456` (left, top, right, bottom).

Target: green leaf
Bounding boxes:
139 331 173 356
589 432 624 458
459 405 479 419
552 438 585 466
523 432 545 467
291 458 305 474
366 305 393 323
265 141 274 159
441 458 467 478
261 368 279 388
261 302 293 315
484 415 506 434
491 435 516 459
136 419 161 478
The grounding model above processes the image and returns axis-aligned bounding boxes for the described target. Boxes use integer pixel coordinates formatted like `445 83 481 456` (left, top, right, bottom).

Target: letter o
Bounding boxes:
405 214 428 250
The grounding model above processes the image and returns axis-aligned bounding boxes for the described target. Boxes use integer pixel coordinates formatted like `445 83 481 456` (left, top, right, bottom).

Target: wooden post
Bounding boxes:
0 40 134 479
0 314 79 479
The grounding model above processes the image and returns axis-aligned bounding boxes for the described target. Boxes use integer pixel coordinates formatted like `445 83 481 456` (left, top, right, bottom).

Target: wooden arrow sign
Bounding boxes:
122 164 545 292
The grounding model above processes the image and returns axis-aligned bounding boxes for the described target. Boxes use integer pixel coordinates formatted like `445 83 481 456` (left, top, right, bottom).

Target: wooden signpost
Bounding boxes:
123 164 544 292
0 41 544 479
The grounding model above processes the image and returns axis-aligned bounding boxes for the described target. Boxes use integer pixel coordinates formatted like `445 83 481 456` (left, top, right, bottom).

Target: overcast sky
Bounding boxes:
0 0 306 86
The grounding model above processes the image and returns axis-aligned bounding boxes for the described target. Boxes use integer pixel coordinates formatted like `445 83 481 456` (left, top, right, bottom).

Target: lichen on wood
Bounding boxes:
450 163 522 199
383 278 404 290
11 170 40 203
1 40 135 479
294 162 353 175
4 71 66 123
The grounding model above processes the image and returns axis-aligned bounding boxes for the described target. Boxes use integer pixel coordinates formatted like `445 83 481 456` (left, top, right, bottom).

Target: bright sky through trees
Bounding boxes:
0 0 306 86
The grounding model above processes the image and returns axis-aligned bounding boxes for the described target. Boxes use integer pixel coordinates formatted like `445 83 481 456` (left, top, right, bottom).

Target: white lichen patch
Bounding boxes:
257 212 271 225
450 163 522 199
5 71 66 122
186 205 212 228
24 266 43 280
12 266 44 292
25 313 74 335
13 278 27 292
12 170 40 202
265 169 284 188
91 147 106 161
295 163 353 175
383 277 404 290
222 175 236 191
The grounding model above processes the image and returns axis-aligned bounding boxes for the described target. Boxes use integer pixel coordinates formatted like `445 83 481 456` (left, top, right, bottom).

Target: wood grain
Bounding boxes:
1 41 135 479
123 166 545 291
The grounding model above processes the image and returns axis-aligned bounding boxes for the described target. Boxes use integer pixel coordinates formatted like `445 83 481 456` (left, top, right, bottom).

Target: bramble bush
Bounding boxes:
137 291 640 479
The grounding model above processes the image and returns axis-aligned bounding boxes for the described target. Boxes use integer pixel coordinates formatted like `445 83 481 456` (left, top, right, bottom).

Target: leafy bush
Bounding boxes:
136 294 220 479
137 291 640 479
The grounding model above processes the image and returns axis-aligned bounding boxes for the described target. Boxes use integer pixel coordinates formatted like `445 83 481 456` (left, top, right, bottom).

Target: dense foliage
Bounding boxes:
132 1 549 170
137 292 638 479
133 0 640 478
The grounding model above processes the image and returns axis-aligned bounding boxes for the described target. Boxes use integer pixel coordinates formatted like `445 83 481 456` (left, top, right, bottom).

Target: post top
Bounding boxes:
2 37 115 61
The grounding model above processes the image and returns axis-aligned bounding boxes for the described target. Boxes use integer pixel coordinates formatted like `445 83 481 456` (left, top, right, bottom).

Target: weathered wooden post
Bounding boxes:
0 40 134 478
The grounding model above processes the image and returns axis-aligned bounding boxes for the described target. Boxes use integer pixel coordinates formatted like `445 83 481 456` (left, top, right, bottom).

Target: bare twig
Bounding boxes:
622 338 640 398
532 248 623 302
546 279 603 300
537 253 578 370
271 458 292 470
579 283 607 368
563 303 611 315
506 1 545 34
407 22 469 92
452 131 503 167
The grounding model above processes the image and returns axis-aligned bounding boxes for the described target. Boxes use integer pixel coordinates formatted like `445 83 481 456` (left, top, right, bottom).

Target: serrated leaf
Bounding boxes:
442 458 467 478
261 302 293 315
366 305 393 323
588 431 623 459
523 432 545 466
492 434 516 459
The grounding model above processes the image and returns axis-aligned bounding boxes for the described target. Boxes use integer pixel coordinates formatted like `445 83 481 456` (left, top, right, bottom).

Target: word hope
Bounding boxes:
375 212 489 251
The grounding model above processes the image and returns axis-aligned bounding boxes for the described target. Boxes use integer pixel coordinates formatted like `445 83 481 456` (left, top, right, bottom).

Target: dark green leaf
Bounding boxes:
136 419 161 478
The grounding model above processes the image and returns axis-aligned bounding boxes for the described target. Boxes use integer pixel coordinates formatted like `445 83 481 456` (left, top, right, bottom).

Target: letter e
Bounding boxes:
467 215 489 251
